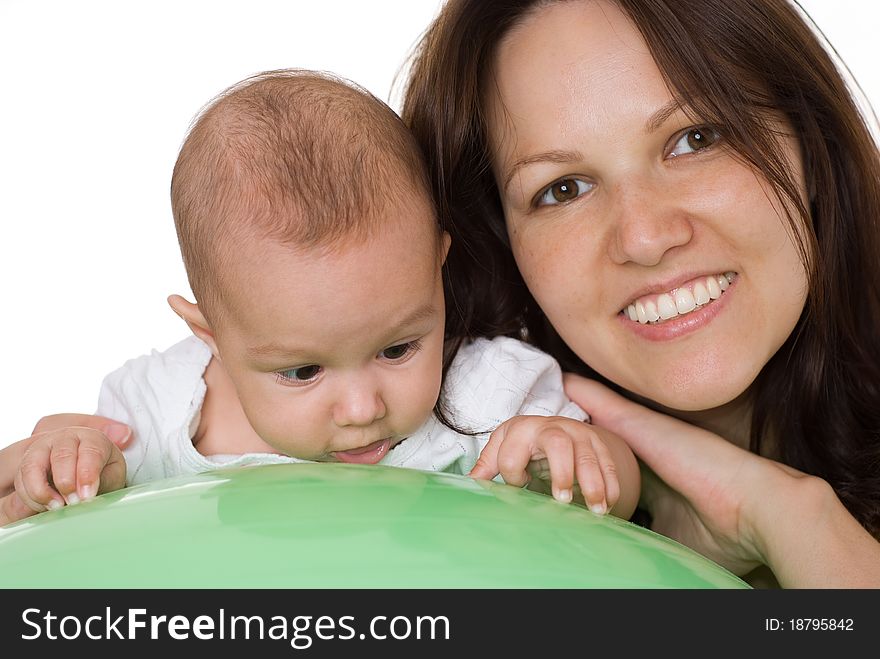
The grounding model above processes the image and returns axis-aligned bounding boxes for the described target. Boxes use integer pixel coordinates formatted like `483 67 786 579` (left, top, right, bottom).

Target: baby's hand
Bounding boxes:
13 426 127 516
469 415 618 515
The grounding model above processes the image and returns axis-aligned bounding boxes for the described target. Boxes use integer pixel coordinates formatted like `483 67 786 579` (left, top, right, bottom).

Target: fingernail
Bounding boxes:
589 501 607 515
104 423 131 447
554 488 572 503
47 499 64 511
80 484 97 501
66 493 81 506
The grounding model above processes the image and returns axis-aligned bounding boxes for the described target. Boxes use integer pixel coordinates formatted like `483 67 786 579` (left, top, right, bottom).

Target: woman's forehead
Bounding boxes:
486 1 672 157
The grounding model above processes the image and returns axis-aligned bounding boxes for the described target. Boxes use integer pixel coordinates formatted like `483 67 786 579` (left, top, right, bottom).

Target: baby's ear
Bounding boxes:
167 294 220 356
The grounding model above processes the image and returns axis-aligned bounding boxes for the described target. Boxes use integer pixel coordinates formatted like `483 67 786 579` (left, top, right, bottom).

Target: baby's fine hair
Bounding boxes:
170 69 434 324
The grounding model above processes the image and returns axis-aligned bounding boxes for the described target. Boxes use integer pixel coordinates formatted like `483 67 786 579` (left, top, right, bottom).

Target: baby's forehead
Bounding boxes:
216 196 441 291
213 215 445 356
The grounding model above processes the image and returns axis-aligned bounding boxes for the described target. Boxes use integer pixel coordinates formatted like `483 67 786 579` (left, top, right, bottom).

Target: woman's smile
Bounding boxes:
618 273 736 342
622 272 736 324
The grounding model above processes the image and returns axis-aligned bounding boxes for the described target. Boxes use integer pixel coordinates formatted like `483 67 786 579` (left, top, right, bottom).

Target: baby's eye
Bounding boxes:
668 126 720 158
535 178 594 207
277 364 322 385
381 340 422 362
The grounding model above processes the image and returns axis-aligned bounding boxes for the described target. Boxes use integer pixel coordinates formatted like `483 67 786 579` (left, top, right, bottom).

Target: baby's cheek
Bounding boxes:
241 398 317 457
401 379 442 435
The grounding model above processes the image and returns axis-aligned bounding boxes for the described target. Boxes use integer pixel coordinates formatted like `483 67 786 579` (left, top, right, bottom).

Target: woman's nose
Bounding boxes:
608 182 694 266
332 377 387 427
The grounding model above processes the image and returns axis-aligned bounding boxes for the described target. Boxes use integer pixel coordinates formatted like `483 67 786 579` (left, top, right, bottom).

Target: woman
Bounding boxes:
402 0 880 587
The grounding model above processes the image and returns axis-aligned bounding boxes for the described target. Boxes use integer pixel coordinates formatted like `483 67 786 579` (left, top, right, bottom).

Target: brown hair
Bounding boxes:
402 0 880 536
171 69 434 325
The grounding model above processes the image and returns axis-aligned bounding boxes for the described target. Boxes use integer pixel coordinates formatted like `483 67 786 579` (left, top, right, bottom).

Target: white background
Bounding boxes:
1 0 877 449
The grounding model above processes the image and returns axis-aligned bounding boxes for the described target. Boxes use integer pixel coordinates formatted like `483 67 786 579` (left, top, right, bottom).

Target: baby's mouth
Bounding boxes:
622 272 737 325
332 438 394 465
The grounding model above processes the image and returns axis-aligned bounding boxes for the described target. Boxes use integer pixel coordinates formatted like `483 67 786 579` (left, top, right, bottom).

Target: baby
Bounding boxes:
7 70 639 522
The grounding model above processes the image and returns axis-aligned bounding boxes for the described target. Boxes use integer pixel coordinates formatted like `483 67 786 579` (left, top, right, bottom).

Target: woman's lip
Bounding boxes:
619 277 735 341
332 438 394 465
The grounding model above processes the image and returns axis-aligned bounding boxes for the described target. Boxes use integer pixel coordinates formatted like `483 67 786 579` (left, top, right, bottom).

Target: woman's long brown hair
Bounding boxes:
402 0 880 537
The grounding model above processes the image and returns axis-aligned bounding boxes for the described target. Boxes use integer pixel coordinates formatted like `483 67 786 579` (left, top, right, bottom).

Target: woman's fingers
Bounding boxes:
563 374 738 494
564 373 781 571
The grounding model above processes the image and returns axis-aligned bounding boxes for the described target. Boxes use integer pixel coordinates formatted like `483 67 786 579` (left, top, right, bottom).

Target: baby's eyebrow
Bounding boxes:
245 304 438 360
245 342 307 360
380 303 438 338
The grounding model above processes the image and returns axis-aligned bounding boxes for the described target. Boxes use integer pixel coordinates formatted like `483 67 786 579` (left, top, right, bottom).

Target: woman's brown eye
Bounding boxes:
536 177 593 207
669 126 721 157
551 179 580 203
686 128 717 150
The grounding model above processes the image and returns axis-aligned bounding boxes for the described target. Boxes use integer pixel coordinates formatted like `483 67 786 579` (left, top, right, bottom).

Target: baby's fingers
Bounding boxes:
94 444 126 498
46 434 87 505
531 426 577 503
69 433 125 502
574 434 619 515
15 441 65 512
0 490 41 527
33 414 132 449
469 423 509 482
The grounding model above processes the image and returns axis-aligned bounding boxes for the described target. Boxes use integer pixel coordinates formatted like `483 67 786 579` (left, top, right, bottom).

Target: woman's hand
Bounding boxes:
564 374 880 587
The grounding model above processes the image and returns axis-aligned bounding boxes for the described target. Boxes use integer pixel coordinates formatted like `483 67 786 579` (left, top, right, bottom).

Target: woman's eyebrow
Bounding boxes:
501 100 687 194
646 99 685 132
503 149 581 193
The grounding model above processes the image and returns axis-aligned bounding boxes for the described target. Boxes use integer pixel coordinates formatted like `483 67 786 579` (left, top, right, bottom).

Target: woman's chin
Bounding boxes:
625 373 753 415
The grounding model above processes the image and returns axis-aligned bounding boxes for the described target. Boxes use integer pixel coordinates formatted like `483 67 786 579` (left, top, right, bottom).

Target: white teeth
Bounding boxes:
624 272 737 325
657 294 678 320
706 276 722 299
675 288 696 314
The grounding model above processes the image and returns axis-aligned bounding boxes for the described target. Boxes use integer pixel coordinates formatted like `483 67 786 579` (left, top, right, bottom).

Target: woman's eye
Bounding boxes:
381 341 421 362
277 364 322 384
536 178 593 207
668 126 720 157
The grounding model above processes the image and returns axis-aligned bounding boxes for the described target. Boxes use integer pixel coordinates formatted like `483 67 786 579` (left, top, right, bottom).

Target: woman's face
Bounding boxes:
487 0 809 411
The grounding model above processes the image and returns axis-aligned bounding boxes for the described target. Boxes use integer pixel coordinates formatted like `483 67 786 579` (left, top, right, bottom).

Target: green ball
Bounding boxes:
0 463 748 588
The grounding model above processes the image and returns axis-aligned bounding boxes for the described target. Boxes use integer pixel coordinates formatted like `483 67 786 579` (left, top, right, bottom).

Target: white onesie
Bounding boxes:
96 335 588 486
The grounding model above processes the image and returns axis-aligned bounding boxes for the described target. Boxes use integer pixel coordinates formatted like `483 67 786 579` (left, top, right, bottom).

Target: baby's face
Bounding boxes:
212 204 448 464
